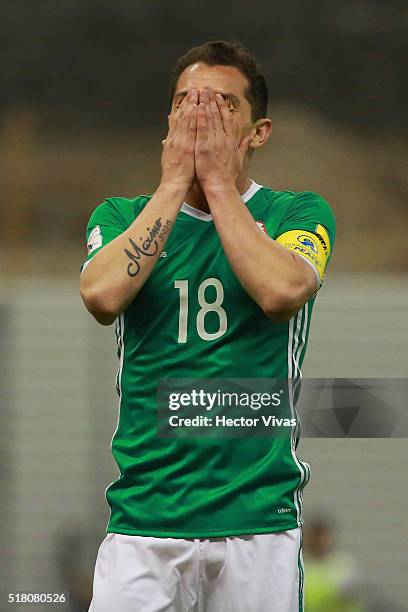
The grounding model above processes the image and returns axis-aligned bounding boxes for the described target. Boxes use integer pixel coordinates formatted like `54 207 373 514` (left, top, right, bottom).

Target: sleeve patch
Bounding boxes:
87 225 102 253
276 229 330 279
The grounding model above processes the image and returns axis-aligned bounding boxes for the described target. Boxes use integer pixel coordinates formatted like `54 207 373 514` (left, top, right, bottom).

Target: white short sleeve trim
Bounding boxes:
296 253 321 289
180 179 262 221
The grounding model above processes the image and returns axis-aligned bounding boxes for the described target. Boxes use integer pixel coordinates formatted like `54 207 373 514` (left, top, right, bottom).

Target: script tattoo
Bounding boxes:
157 219 172 242
124 218 172 277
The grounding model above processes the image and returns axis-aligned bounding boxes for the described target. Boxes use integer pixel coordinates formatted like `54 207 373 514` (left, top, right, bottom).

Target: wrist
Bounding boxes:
157 179 190 199
201 180 238 199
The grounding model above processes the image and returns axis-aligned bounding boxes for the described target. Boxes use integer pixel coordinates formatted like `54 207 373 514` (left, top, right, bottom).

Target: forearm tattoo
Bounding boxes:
124 218 172 277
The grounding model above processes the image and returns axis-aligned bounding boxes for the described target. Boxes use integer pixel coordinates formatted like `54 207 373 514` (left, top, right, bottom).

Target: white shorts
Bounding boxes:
88 527 304 612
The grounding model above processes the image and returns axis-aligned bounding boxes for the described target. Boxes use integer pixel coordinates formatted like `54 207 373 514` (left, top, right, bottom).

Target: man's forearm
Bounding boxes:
80 182 187 324
204 183 317 320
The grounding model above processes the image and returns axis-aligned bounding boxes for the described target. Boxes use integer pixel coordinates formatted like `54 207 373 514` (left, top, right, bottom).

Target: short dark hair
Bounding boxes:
169 40 268 122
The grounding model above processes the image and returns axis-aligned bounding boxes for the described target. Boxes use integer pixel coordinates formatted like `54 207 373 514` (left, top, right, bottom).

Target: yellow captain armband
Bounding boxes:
275 224 331 282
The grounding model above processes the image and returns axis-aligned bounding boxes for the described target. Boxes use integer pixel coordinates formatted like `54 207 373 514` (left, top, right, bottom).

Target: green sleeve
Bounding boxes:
80 198 129 272
275 191 336 255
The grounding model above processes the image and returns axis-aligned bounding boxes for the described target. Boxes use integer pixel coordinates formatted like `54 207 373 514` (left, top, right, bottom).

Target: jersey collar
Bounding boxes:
180 179 262 222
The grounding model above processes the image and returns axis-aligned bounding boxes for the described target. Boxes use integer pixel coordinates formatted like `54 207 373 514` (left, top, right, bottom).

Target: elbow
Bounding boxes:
259 285 306 323
80 283 119 326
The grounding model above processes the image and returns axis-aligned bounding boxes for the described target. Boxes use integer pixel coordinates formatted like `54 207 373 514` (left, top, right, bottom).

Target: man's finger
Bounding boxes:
189 90 199 139
199 88 209 105
209 88 223 134
178 99 198 139
215 93 233 137
177 89 196 123
177 94 196 137
168 89 191 137
190 88 198 106
205 102 215 142
197 102 208 140
203 89 216 141
188 105 198 144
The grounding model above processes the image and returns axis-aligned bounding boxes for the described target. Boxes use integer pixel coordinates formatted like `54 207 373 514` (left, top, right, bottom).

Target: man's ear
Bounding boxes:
248 118 272 150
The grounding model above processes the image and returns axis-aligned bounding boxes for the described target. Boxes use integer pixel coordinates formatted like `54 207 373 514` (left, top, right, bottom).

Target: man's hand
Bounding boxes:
160 87 198 191
195 87 252 191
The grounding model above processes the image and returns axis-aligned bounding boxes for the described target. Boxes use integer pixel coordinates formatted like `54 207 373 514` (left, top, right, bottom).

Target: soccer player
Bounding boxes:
80 40 335 612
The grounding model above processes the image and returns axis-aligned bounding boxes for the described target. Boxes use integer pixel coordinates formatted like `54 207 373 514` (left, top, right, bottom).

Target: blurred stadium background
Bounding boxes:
0 2 407 610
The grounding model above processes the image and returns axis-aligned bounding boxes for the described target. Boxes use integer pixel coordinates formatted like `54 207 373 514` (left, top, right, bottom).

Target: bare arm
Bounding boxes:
195 87 318 322
80 88 199 325
204 184 318 321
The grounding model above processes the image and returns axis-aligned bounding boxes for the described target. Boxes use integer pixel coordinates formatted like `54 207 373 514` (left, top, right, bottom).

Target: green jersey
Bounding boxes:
81 180 336 538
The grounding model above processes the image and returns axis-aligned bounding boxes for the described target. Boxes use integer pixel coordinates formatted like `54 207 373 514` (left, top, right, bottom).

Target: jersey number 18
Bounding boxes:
174 279 228 343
